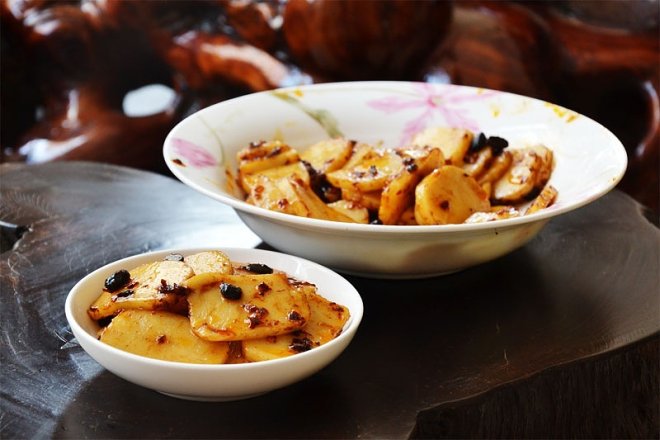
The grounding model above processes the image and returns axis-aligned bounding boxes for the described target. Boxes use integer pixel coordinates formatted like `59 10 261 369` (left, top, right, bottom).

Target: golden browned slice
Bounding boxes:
326 146 404 192
477 150 513 186
327 200 370 224
185 250 233 275
397 206 418 225
528 144 554 188
99 310 230 364
462 147 494 179
247 175 311 217
492 146 552 204
414 165 491 225
300 288 350 343
526 184 558 214
379 147 443 224
411 127 474 166
481 181 493 199
300 138 355 173
341 187 382 211
185 272 311 342
243 286 350 362
288 178 355 222
88 260 195 321
237 140 300 180
464 205 521 223
240 162 310 194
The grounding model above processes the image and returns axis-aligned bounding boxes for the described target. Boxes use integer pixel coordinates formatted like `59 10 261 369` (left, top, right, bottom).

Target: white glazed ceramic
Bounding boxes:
65 247 363 401
163 81 627 278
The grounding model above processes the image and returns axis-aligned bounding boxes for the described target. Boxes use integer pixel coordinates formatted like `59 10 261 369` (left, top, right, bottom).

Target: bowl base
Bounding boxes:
159 391 267 402
336 267 463 279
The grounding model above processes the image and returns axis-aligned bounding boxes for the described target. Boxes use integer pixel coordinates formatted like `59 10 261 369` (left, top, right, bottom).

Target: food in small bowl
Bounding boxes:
65 248 363 401
163 81 627 278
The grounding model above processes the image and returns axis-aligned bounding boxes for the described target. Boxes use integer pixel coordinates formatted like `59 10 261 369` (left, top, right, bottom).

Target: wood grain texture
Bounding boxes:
411 335 659 439
1 162 658 439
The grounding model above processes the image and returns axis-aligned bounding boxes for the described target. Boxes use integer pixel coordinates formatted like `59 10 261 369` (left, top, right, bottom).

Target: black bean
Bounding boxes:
470 132 488 153
242 263 273 274
220 282 242 300
486 136 509 155
104 269 131 292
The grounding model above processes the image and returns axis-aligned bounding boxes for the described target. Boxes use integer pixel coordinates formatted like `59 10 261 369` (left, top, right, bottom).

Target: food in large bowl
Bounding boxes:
163 81 627 278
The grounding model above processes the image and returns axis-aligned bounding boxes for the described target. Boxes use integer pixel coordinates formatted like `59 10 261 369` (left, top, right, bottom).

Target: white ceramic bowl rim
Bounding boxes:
163 81 627 234
65 247 364 370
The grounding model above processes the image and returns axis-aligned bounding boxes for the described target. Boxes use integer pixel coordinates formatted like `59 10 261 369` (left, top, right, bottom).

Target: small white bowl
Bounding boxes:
163 81 627 278
65 247 363 401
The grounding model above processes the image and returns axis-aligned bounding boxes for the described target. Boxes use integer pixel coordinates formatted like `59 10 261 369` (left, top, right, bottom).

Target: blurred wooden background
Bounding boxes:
2 0 658 213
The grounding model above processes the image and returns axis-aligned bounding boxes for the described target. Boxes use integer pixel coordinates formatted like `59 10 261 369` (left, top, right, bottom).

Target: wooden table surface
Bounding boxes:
1 162 658 439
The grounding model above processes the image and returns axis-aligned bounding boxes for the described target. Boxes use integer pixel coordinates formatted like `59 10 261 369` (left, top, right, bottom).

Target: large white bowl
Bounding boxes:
163 81 627 278
65 247 363 401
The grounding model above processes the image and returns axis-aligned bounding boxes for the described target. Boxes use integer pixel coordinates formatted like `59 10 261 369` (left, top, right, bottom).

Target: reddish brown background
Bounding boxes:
2 0 658 213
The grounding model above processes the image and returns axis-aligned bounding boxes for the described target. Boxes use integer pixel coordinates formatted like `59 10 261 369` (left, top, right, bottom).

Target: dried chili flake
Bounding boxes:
256 282 271 296
289 337 314 353
158 279 189 296
243 304 268 328
287 310 303 321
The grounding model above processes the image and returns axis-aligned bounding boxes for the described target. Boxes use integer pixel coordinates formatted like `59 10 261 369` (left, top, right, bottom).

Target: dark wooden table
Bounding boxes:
1 162 658 439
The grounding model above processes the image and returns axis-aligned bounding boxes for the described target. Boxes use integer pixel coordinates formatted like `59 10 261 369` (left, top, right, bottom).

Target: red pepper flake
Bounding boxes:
256 282 271 295
463 152 478 164
243 304 268 328
266 146 283 157
278 199 289 208
156 335 167 344
172 158 185 167
289 337 314 353
287 310 303 321
329 302 344 313
158 279 190 296
440 200 450 210
112 289 134 301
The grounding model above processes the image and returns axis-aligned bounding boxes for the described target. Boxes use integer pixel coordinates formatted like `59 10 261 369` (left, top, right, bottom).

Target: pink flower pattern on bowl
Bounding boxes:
172 137 218 168
367 83 497 145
